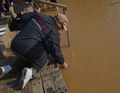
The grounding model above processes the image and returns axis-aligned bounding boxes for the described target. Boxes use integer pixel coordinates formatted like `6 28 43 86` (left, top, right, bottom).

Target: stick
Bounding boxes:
63 8 70 47
36 0 67 9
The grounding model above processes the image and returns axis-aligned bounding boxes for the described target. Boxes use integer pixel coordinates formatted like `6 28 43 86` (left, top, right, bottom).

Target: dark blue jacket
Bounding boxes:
11 12 64 64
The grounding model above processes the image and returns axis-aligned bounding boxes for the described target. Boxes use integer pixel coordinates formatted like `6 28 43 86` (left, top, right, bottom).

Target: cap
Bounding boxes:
56 13 68 31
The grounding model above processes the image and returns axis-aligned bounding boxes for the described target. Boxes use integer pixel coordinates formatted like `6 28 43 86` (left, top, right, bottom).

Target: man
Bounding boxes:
0 1 68 89
13 0 33 16
0 0 13 16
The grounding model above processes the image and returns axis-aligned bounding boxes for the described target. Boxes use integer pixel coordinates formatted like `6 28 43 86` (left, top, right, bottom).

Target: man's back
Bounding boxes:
11 12 58 54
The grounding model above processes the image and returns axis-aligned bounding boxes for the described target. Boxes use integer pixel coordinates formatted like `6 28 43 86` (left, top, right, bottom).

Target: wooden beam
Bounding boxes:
34 0 67 10
32 73 44 93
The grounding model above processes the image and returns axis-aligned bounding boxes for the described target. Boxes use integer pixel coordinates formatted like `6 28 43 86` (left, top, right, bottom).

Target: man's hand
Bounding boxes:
60 62 69 69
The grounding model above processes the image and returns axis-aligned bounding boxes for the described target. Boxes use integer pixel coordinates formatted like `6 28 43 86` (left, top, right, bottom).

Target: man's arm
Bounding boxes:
9 12 35 31
48 28 68 69
48 28 64 64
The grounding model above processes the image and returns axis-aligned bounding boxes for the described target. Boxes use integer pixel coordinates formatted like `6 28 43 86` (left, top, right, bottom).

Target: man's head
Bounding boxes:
55 13 68 31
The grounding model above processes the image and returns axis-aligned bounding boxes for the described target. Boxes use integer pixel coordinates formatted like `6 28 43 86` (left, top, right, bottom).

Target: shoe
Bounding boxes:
0 31 5 36
0 27 6 32
0 65 12 79
19 67 33 89
0 27 6 36
0 67 6 79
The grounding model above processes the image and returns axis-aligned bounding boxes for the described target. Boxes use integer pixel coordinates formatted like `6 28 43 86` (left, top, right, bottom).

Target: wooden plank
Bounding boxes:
32 72 44 93
48 65 68 93
3 27 17 49
37 0 67 9
41 65 69 93
41 7 57 12
40 66 50 76
0 80 3 93
41 74 56 93
51 71 68 93
20 84 30 93
49 65 59 73
28 82 33 93
10 88 21 93
7 73 33 93
0 80 2 92
8 76 32 93
21 83 32 93
10 83 21 93
0 80 11 93
40 66 56 93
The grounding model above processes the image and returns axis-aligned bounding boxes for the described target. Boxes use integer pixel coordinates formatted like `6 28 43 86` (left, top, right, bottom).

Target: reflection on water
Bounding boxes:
108 0 120 6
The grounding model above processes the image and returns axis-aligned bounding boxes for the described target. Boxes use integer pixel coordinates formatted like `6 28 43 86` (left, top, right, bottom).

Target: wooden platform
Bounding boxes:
41 7 57 12
0 23 68 93
0 60 68 93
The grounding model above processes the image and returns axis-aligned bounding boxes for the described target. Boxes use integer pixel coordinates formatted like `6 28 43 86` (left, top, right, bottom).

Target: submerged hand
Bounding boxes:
60 62 69 69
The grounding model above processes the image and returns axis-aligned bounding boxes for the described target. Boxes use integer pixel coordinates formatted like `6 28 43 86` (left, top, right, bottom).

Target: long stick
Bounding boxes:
63 8 70 47
36 0 67 9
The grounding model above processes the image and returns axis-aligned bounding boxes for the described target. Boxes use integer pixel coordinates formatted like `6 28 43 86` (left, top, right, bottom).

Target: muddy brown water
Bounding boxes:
0 0 120 93
59 0 120 93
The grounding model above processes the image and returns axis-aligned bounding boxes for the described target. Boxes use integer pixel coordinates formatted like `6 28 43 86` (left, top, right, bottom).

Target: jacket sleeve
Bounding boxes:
48 28 64 64
20 12 35 24
9 12 34 31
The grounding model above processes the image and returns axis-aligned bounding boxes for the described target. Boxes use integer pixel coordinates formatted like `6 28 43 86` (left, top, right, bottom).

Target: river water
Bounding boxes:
60 0 120 93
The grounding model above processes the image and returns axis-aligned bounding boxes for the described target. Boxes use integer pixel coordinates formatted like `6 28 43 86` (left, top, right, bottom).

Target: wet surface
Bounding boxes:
60 0 120 93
